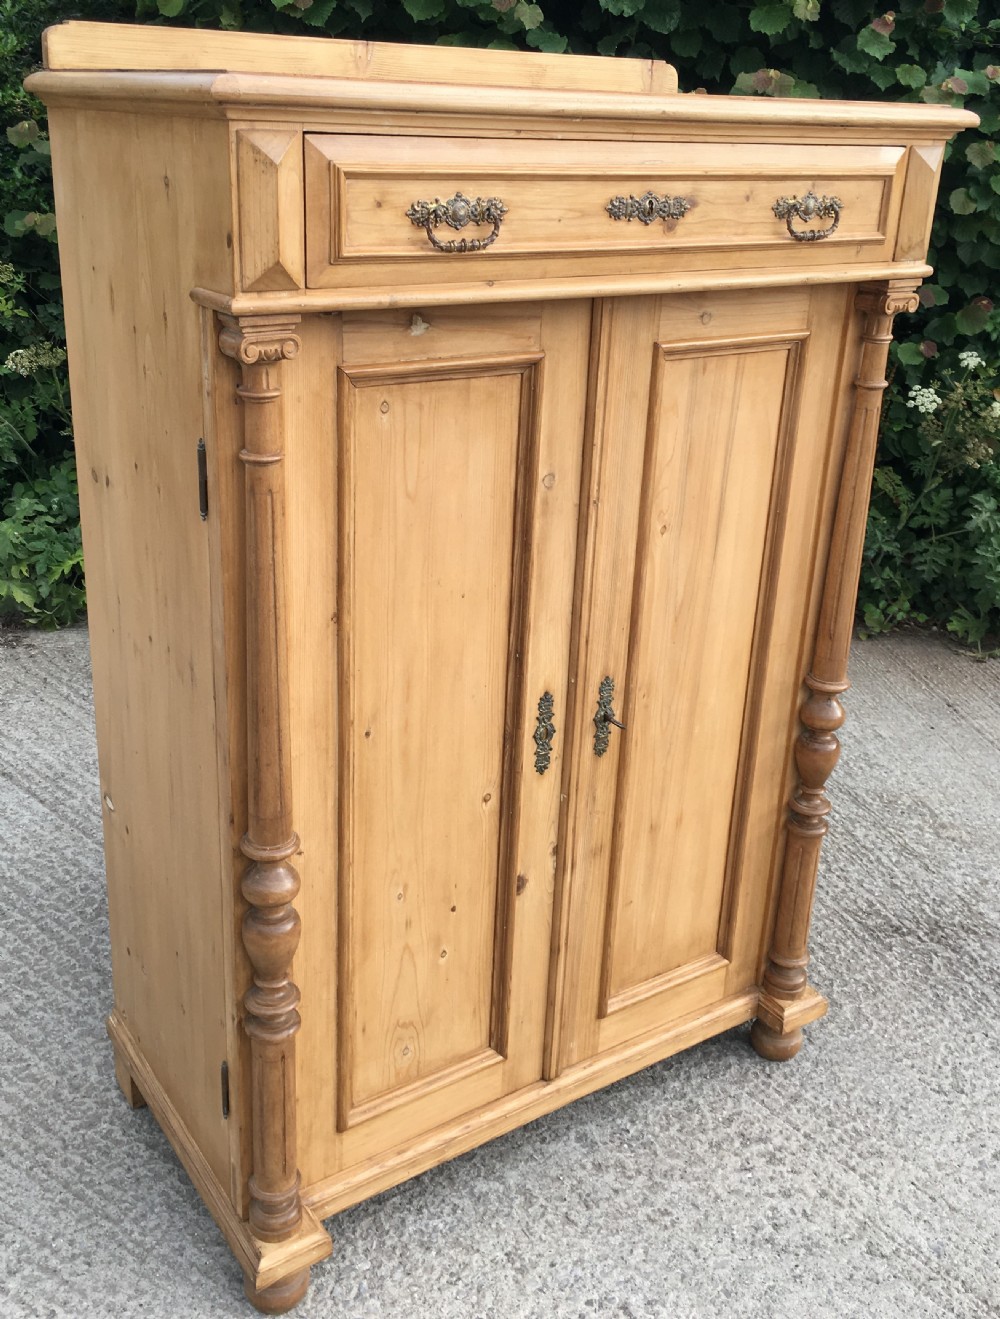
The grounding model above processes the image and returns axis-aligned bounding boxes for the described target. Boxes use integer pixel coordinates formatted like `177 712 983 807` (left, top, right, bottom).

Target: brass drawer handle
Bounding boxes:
405 191 508 253
772 190 842 242
606 191 692 225
593 676 625 757
533 692 556 775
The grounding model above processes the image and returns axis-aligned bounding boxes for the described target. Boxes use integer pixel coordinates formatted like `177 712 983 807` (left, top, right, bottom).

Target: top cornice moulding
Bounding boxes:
27 21 979 137
26 68 979 137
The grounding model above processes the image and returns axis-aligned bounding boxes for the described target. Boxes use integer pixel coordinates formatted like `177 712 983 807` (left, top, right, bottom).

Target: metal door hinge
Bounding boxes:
220 1060 230 1119
197 438 208 521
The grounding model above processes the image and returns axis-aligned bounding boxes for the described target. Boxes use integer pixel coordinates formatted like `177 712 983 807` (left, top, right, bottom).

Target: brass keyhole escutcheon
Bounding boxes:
593 676 625 757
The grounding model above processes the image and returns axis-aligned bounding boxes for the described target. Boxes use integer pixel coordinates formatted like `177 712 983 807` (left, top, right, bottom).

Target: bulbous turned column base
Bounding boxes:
750 1019 804 1062
243 1267 310 1315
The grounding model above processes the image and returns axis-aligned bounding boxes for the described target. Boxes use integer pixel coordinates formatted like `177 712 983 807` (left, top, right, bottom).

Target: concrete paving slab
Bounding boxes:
1 626 997 1318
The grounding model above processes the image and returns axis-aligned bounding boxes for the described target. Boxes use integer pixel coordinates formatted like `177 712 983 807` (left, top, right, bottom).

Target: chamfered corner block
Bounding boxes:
30 19 974 1311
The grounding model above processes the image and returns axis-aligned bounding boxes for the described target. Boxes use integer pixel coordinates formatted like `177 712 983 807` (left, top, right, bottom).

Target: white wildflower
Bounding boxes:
3 343 66 377
906 385 942 414
991 399 1000 417
958 349 984 369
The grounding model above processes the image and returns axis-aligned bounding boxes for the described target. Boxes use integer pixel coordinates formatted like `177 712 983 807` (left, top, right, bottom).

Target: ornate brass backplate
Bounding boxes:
533 691 556 775
772 191 843 242
593 676 625 757
405 191 509 253
606 191 692 225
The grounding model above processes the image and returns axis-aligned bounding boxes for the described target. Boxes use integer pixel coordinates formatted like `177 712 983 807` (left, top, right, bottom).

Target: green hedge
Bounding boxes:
2 0 998 644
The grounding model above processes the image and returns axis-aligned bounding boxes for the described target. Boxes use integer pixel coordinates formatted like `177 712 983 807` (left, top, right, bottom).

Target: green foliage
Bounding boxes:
2 0 998 641
861 352 1000 649
0 0 119 625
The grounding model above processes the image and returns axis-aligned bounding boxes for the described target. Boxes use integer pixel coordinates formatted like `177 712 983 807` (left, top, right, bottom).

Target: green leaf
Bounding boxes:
730 46 768 75
514 1 543 28
991 174 1000 195
670 28 702 57
300 0 339 27
792 0 820 19
402 0 447 18
6 121 39 148
942 0 977 22
749 4 794 35
895 64 927 89
599 0 645 14
955 299 993 334
639 0 680 32
832 44 871 74
896 342 927 365
867 63 898 90
857 25 893 60
156 0 185 16
966 140 997 168
525 27 569 51
949 187 977 214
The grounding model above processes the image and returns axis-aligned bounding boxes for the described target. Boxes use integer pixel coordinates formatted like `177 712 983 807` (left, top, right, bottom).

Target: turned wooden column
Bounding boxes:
219 314 310 1312
751 280 921 1062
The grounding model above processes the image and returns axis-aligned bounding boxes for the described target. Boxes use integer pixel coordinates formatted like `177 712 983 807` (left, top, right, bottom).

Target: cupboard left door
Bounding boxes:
301 301 591 1175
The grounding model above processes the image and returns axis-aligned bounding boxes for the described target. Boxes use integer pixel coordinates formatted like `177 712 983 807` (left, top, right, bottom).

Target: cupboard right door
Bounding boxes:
548 285 857 1075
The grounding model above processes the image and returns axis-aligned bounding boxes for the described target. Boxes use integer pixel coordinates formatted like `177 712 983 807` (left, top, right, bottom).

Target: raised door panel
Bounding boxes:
317 301 590 1167
341 363 528 1126
601 337 799 1015
549 286 849 1073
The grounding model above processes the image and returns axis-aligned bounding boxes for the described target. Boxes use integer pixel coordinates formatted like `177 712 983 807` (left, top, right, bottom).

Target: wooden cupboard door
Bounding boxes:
327 302 589 1161
548 286 856 1073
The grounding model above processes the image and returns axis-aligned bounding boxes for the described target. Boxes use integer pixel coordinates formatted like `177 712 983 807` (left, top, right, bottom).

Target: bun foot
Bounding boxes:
750 1019 803 1062
244 1267 310 1314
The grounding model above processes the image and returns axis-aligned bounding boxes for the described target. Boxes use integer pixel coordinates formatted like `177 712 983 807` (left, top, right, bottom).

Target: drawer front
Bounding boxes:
304 134 907 288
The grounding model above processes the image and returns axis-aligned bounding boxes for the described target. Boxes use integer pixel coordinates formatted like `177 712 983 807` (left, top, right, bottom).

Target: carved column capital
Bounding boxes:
218 313 301 366
855 282 921 320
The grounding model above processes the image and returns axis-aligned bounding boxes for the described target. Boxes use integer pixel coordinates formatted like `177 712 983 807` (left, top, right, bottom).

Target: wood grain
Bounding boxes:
41 20 678 95
217 315 307 1258
38 23 965 1313
48 104 236 1190
28 66 977 142
308 133 902 272
190 261 935 318
751 279 920 1062
235 129 304 293
291 302 590 1180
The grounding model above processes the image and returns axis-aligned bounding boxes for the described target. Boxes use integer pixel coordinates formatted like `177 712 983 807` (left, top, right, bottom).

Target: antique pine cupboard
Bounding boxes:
30 22 974 1313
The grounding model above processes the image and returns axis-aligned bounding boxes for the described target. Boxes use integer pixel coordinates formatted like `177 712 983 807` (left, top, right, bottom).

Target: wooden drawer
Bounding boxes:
303 135 907 288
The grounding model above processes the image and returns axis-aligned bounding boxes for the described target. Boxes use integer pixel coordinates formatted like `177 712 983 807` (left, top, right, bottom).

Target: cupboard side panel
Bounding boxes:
49 107 237 1187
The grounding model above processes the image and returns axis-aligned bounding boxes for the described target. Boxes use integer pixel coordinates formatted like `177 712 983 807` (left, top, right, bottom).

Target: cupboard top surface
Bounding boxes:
30 22 977 138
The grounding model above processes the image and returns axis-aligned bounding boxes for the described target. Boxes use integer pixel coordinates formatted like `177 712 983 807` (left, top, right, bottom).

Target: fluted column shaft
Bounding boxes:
219 313 304 1245
754 281 920 1055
